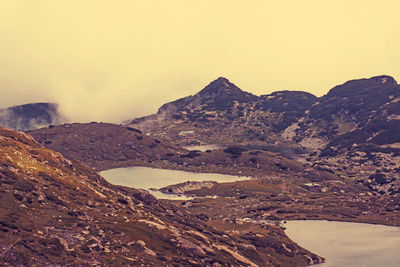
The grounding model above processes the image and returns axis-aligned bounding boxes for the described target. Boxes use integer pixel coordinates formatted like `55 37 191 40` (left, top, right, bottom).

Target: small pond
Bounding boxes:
100 166 251 199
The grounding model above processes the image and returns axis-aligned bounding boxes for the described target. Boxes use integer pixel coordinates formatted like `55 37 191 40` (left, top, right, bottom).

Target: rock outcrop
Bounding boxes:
160 181 218 194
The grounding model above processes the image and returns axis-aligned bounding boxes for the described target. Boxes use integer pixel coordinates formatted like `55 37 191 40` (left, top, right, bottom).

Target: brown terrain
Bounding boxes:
29 122 184 171
29 122 400 228
0 127 324 266
2 74 400 266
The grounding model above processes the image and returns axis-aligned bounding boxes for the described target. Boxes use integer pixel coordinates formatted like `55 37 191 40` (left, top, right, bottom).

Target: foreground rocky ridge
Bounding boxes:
0 127 323 266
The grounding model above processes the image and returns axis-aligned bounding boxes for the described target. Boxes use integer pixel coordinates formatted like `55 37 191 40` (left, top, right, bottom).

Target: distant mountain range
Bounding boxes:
129 75 399 149
128 75 400 195
129 77 318 145
0 102 66 131
3 76 400 194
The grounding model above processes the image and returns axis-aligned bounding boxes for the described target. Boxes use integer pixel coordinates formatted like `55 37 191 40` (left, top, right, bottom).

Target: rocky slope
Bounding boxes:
296 76 400 195
0 127 324 266
29 122 184 171
0 103 66 131
286 75 400 150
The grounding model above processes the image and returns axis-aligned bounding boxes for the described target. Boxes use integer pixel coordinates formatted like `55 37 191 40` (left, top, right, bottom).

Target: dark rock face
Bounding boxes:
327 75 397 97
156 77 258 115
194 77 258 109
301 75 400 144
0 103 66 131
258 91 317 112
258 91 317 132
314 76 400 157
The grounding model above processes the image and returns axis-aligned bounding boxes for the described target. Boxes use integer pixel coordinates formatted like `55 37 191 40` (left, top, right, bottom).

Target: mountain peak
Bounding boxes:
216 76 230 82
156 77 257 114
198 77 237 96
193 77 258 110
369 75 397 85
327 75 399 97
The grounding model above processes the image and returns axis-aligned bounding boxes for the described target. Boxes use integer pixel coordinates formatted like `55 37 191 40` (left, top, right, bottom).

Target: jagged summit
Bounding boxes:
155 77 257 114
196 77 256 101
196 77 257 108
198 77 238 95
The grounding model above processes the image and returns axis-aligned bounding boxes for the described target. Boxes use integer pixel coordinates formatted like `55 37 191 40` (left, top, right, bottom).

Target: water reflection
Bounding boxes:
100 166 251 199
284 220 400 267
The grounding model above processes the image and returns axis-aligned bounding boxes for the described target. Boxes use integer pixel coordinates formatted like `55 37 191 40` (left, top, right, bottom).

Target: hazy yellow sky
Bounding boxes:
0 0 399 122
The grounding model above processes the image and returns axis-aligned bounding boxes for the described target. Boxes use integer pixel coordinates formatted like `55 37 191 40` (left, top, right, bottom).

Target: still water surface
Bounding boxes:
100 166 250 199
284 220 400 267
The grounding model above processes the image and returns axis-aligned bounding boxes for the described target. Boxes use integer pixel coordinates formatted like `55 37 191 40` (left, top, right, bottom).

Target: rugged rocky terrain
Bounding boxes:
298 76 400 195
29 123 343 185
128 75 400 196
0 127 325 266
129 77 316 146
28 122 400 227
163 176 400 227
0 103 66 131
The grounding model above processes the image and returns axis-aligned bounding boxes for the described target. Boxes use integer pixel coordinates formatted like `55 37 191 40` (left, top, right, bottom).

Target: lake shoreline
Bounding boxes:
284 220 400 267
101 166 400 266
100 165 400 228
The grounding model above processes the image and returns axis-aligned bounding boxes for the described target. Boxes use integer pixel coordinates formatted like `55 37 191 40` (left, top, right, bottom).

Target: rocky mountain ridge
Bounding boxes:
128 75 400 195
0 103 66 131
130 77 317 146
